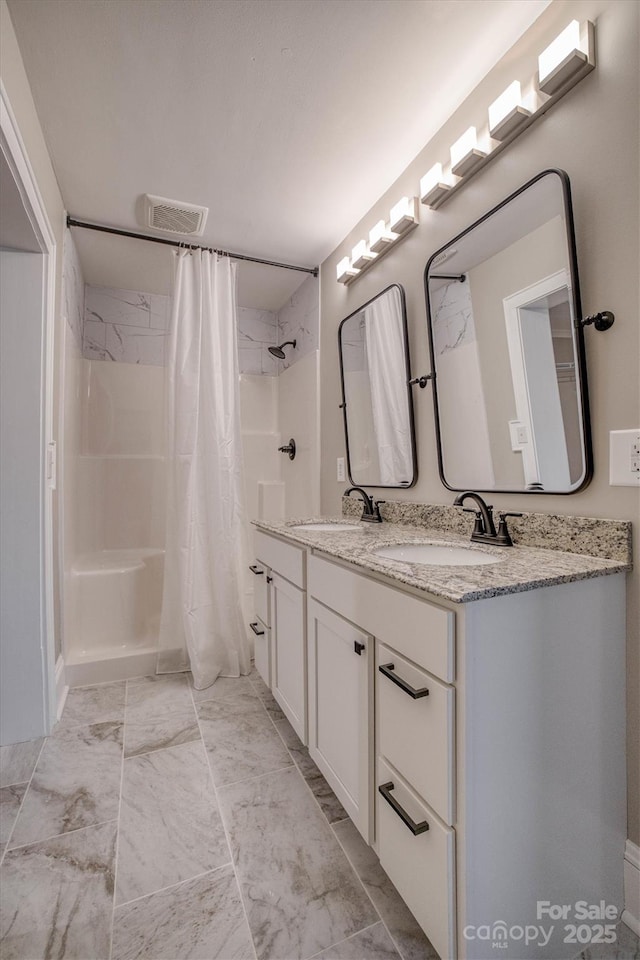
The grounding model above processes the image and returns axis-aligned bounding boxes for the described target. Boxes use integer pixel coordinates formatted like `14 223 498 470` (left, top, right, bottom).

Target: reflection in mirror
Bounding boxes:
425 169 591 493
339 284 417 488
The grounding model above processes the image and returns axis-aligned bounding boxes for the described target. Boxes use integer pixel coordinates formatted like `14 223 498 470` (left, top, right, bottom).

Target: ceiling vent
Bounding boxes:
143 194 208 237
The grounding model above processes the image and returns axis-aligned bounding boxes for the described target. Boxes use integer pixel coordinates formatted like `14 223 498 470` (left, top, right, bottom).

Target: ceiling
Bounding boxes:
7 0 550 309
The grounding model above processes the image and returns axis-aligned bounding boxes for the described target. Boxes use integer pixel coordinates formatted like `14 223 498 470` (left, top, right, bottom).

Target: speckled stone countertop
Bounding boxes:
252 516 631 604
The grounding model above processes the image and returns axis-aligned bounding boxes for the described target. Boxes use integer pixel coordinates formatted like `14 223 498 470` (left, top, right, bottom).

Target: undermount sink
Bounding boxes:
290 522 361 532
373 542 503 567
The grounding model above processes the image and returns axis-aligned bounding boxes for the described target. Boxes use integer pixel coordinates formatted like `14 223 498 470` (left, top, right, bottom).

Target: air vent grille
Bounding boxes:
143 194 208 236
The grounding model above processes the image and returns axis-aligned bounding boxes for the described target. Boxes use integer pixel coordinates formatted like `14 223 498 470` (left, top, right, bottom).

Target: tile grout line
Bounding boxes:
1 737 47 863
305 920 388 960
330 822 411 960
4 817 119 855
113 862 233 912
251 675 351 832
108 679 129 960
189 676 259 960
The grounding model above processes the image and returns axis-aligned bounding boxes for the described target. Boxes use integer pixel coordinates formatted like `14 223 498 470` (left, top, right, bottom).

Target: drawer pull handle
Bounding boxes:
379 663 429 699
249 621 265 636
249 564 264 576
378 781 429 835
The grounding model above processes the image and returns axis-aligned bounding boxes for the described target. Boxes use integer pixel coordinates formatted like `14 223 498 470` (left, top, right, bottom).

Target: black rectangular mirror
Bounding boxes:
424 169 592 494
338 283 417 488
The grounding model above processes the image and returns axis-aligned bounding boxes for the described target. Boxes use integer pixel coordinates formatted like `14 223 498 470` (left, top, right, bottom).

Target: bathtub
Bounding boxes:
65 547 164 686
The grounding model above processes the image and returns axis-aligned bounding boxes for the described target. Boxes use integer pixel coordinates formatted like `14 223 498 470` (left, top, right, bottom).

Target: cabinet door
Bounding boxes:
307 599 372 841
271 573 306 742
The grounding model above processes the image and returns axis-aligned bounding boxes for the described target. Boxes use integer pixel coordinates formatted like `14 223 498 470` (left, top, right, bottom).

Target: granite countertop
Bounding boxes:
252 517 631 604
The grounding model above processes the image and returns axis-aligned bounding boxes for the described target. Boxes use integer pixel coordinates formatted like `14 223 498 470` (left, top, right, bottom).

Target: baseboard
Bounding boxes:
623 839 640 936
55 655 69 720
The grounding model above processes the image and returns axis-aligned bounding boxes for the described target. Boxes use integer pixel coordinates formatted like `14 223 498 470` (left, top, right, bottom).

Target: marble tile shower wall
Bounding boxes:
62 229 85 355
276 274 319 371
81 274 319 374
84 285 170 366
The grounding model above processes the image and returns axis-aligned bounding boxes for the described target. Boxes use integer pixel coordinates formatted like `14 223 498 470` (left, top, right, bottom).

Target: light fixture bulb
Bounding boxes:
539 20 582 86
336 256 359 284
420 163 451 208
368 220 397 253
488 81 532 140
450 127 487 177
389 197 418 234
351 240 376 270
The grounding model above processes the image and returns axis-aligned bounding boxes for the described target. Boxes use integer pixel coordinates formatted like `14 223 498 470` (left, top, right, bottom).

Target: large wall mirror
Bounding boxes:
338 283 417 488
424 169 592 494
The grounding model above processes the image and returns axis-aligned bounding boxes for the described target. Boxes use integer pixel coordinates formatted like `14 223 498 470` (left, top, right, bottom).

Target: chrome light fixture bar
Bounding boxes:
420 20 596 211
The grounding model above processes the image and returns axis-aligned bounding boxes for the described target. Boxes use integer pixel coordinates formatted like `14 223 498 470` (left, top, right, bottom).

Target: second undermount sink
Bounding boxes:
290 522 362 532
374 542 503 567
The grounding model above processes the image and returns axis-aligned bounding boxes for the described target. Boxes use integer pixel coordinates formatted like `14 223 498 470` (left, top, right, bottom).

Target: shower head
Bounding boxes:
268 339 296 360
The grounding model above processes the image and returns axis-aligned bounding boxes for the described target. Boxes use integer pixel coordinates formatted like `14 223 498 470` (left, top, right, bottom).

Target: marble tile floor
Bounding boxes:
1 672 638 960
0 669 436 960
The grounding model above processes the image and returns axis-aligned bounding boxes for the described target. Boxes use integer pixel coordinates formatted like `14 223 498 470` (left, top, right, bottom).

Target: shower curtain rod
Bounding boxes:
66 216 319 277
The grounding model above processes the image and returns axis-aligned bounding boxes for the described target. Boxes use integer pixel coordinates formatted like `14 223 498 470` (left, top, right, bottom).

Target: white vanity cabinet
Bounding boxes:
307 598 373 841
254 526 627 960
254 531 307 742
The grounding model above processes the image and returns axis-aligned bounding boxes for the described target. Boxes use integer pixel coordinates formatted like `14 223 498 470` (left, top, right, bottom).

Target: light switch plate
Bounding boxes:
609 429 640 486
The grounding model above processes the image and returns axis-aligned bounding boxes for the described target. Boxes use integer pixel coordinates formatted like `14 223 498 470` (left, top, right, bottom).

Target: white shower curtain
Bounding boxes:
364 287 413 485
157 249 250 689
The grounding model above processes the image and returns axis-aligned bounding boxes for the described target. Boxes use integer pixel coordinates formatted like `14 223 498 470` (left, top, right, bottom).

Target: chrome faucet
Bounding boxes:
453 491 521 546
344 487 384 523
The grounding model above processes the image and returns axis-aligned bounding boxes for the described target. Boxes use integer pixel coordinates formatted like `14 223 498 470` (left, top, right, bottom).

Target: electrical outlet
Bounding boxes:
336 457 346 482
609 429 640 486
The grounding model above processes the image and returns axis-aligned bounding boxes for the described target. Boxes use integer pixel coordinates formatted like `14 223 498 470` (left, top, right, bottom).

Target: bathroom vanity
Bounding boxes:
250 514 629 960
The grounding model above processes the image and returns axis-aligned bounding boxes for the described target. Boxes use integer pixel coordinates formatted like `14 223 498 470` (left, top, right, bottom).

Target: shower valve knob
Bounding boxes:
278 439 296 460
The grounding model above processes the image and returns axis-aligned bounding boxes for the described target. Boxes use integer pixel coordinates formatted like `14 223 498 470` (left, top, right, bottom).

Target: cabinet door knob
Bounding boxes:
379 663 429 699
354 641 365 656
249 621 265 636
266 575 273 583
378 781 429 835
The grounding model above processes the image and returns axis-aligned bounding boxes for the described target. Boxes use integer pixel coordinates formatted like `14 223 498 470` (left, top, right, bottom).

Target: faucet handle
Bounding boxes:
496 512 522 546
462 507 485 537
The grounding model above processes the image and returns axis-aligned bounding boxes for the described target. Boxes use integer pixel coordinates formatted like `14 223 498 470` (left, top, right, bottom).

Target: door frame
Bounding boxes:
1 80 58 733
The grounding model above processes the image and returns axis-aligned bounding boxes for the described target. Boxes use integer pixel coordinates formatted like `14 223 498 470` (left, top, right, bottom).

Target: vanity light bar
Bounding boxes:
337 199 418 285
419 20 596 210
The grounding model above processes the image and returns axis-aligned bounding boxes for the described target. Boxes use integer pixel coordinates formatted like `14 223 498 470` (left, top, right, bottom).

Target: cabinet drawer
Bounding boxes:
255 530 304 589
250 616 270 687
309 555 454 682
378 643 455 825
249 561 270 627
377 757 456 960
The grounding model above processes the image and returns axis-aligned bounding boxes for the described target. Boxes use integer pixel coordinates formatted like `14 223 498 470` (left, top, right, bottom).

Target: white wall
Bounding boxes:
0 250 48 743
